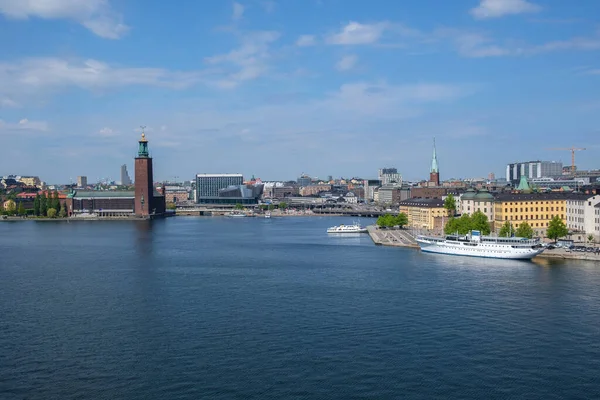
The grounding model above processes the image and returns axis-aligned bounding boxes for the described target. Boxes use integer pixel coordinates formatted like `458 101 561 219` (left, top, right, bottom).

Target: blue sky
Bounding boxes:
0 0 599 183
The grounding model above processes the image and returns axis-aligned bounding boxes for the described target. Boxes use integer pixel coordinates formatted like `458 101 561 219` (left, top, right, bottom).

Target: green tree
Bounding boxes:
394 212 408 228
515 221 534 239
587 234 594 245
499 221 514 237
166 202 176 210
59 206 67 218
444 214 473 235
47 208 57 218
259 204 268 211
546 216 568 241
33 194 41 216
471 210 491 235
52 191 60 211
444 194 456 216
234 203 244 210
17 202 25 216
279 202 288 210
268 204 275 211
5 200 16 215
40 193 47 216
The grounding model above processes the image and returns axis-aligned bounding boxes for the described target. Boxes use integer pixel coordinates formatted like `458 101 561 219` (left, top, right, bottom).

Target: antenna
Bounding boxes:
140 125 146 134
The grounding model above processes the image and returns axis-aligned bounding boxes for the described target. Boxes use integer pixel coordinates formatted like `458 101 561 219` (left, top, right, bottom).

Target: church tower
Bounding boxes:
134 130 154 217
429 138 440 186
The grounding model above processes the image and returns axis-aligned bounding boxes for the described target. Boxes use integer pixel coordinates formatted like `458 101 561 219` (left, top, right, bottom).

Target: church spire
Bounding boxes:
430 137 439 173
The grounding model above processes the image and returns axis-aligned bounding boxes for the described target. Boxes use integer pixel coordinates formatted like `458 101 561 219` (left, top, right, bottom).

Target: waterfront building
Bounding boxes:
460 188 494 221
399 198 450 232
163 185 190 204
506 161 563 186
299 184 332 197
262 182 299 199
120 165 132 186
66 134 165 217
566 194 600 242
493 192 587 237
196 174 243 199
77 176 88 188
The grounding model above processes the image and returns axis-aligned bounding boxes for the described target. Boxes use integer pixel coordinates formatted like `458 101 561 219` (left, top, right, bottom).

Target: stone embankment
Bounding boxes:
536 249 600 261
367 225 418 248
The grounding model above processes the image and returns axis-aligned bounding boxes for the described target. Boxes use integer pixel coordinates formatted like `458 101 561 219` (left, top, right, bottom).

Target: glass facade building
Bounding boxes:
506 161 563 185
196 174 244 198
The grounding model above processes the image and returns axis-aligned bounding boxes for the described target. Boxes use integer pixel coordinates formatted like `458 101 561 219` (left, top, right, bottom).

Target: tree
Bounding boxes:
47 208 57 218
40 193 47 217
234 203 244 210
279 202 288 210
59 206 67 218
588 234 595 245
166 203 176 210
515 221 534 239
5 200 16 215
33 194 41 216
444 214 472 235
499 221 514 237
268 204 275 211
471 210 491 235
444 194 456 216
17 202 25 216
52 191 60 211
547 216 568 241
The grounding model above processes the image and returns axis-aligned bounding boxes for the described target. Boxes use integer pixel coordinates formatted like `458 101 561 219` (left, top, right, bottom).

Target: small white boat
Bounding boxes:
265 212 271 219
327 223 367 234
228 212 246 218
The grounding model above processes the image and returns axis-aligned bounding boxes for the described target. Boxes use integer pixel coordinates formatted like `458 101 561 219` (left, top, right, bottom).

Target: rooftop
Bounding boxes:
399 198 445 208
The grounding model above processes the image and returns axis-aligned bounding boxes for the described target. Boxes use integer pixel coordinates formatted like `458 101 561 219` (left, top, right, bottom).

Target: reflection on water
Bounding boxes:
134 220 154 256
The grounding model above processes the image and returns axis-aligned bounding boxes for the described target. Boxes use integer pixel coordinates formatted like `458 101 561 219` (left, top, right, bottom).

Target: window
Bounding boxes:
525 207 528 212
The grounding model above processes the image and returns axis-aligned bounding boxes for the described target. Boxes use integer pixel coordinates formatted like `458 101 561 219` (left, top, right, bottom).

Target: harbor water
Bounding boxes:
1 217 599 399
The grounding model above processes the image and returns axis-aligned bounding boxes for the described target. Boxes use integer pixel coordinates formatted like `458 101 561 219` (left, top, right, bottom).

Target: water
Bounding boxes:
1 217 599 399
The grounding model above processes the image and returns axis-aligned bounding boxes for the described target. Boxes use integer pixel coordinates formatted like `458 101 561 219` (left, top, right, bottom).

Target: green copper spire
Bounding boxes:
137 127 149 158
430 138 439 173
516 175 532 193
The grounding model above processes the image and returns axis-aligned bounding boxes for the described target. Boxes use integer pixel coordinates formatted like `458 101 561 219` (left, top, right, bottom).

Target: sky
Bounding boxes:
0 0 599 184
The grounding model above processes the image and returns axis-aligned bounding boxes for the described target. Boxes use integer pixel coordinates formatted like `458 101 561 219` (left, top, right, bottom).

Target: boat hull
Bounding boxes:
416 239 544 260
327 229 368 234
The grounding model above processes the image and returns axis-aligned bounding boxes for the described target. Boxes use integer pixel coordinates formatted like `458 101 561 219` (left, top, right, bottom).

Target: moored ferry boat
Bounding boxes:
327 223 368 234
416 230 544 260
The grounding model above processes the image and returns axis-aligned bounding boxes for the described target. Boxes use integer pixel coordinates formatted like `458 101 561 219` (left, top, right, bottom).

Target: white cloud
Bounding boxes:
326 21 388 45
0 57 209 97
445 30 512 57
1 97 18 108
335 54 358 71
205 30 280 88
232 2 244 21
296 34 316 47
0 118 48 132
98 127 118 137
470 0 541 19
0 0 129 39
261 1 276 13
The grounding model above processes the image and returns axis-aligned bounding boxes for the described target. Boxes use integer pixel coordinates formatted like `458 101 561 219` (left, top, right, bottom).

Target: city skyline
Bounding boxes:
1 0 599 182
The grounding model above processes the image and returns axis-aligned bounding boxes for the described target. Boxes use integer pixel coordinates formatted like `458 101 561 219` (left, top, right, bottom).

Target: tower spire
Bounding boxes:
138 126 149 157
430 137 439 173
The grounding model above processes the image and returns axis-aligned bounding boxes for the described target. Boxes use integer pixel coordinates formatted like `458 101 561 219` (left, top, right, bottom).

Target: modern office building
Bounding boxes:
120 164 132 185
378 168 402 186
196 174 243 198
506 161 563 186
195 173 263 204
297 175 312 187
77 176 87 188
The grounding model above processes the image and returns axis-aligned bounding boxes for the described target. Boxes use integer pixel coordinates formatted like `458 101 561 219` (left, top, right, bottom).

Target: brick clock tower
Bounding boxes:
429 138 440 186
135 131 154 217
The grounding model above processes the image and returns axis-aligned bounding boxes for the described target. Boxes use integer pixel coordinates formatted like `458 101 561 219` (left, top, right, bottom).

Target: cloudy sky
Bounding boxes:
0 0 599 183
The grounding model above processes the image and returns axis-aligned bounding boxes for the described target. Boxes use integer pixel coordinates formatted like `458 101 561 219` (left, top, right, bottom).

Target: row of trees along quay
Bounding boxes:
442 193 570 241
376 213 408 228
1 192 67 218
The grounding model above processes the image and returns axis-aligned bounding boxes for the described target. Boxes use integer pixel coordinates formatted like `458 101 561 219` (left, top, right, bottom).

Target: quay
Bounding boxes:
367 225 600 261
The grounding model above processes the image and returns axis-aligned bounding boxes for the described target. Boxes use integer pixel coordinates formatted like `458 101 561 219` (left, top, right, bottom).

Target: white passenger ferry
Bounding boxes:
416 230 544 260
327 223 368 234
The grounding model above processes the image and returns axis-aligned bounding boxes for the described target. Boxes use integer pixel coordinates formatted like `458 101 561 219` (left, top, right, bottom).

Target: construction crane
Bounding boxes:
546 147 586 175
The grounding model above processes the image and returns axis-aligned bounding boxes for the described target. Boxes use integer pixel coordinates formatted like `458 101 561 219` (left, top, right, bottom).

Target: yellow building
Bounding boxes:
494 193 587 237
399 198 451 232
17 176 41 187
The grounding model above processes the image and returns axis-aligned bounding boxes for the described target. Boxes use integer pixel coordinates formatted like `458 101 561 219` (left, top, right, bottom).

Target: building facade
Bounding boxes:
77 176 88 188
460 188 494 221
566 194 600 241
378 168 402 186
196 174 244 199
493 193 585 237
120 164 132 185
399 198 450 232
299 184 332 197
506 161 563 185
